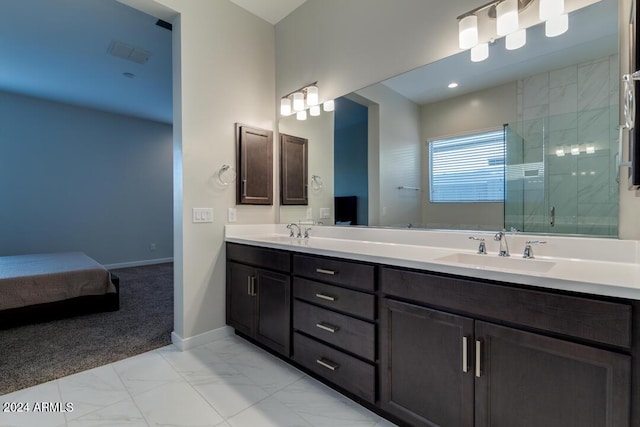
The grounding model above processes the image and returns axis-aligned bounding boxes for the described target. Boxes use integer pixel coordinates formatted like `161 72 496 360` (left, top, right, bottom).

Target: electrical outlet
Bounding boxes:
193 207 213 223
306 207 313 220
228 207 237 222
320 208 330 219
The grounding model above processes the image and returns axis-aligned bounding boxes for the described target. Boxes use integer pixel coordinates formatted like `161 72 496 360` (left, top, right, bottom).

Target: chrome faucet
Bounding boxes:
468 236 487 254
523 240 546 259
303 227 312 239
287 223 301 238
494 230 510 257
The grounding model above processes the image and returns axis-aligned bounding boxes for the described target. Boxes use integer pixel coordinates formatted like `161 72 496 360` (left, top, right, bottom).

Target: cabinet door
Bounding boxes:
280 133 308 205
475 321 631 427
226 262 256 337
236 124 273 205
255 268 291 356
380 298 474 427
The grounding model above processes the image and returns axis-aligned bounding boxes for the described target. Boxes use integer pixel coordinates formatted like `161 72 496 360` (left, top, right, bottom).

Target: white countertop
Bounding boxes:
225 224 640 300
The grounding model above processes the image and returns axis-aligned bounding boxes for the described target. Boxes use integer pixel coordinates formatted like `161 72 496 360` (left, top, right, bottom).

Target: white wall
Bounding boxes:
420 82 517 230
278 111 335 225
121 0 276 341
0 90 173 265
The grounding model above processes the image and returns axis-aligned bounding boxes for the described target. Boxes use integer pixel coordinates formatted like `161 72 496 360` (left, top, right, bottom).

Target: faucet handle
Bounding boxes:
469 236 487 255
523 240 546 259
304 228 312 239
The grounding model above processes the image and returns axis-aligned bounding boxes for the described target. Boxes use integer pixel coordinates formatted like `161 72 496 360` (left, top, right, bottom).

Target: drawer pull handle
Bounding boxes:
316 322 339 333
315 293 336 302
462 336 468 373
475 340 482 378
316 358 339 371
316 268 336 275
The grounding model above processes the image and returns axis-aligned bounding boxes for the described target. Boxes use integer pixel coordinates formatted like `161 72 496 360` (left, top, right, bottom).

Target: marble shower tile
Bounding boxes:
523 73 549 108
550 64 577 88
113 350 184 396
549 112 577 132
549 83 577 116
66 398 148 427
133 382 223 427
0 381 67 427
578 108 610 144
578 59 610 111
58 364 130 421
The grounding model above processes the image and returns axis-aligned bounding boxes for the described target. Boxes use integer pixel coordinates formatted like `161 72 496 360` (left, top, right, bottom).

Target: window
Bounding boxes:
429 129 505 203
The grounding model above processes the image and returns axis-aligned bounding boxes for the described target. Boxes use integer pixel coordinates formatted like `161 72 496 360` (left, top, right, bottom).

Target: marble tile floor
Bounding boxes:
0 334 396 427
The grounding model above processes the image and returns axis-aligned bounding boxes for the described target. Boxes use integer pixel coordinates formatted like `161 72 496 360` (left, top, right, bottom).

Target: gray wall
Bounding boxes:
0 90 173 266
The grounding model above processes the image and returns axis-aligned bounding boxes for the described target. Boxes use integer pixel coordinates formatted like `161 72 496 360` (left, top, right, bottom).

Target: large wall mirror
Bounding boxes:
279 0 620 237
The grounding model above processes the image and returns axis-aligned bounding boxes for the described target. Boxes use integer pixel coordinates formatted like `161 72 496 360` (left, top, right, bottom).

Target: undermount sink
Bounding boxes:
255 235 302 243
436 252 556 274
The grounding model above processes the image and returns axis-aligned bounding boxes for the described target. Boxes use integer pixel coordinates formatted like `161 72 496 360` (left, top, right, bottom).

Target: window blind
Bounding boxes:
429 129 505 203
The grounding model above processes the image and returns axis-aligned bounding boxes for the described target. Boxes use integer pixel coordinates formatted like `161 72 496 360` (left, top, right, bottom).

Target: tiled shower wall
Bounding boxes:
505 54 619 236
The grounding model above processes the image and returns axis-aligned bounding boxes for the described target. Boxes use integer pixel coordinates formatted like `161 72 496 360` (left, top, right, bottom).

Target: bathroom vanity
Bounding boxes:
225 225 640 427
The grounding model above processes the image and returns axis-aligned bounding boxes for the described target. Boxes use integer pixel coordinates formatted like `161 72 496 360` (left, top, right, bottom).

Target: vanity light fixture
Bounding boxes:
456 0 570 62
280 82 327 120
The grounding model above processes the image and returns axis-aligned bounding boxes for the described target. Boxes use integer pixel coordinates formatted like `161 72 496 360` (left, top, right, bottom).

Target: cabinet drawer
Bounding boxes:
293 332 375 403
293 300 375 361
293 277 375 320
380 267 632 349
226 243 290 273
293 254 374 291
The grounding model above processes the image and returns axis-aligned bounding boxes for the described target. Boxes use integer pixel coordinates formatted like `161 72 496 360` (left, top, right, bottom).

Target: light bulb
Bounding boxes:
310 105 321 116
459 15 478 49
323 100 335 112
280 98 291 116
497 0 518 37
505 28 526 50
292 92 305 111
470 43 489 62
296 110 307 120
545 13 568 37
306 86 319 106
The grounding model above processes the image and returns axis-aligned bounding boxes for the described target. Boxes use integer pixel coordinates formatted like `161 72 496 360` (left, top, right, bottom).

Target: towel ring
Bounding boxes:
217 165 236 186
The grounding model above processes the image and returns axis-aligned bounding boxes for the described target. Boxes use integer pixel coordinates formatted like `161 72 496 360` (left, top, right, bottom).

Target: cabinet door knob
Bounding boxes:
315 322 339 333
315 293 336 302
475 340 482 378
462 336 469 373
316 358 339 371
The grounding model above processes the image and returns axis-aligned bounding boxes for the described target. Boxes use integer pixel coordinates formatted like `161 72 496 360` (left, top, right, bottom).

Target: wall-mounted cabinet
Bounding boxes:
280 133 308 205
236 124 273 205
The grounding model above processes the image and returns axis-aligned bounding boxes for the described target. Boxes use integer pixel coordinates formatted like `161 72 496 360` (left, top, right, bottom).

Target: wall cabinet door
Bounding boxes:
236 123 273 205
280 133 308 205
475 321 631 427
226 261 291 356
380 298 475 427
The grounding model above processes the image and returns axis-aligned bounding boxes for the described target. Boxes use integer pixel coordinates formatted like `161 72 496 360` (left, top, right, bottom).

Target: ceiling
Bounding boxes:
0 0 172 124
228 0 307 24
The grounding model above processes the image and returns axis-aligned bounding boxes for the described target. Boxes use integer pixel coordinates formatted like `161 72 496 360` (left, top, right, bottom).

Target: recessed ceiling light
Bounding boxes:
123 72 136 78
448 82 459 88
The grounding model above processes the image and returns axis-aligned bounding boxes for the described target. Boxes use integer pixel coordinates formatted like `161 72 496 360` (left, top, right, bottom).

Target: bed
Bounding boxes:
0 252 119 329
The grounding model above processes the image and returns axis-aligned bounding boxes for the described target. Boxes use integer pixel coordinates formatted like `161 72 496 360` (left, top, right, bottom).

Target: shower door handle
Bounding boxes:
550 206 555 227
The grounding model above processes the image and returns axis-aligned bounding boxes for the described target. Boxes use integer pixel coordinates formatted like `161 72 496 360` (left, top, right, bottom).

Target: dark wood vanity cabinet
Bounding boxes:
236 124 273 205
226 243 637 427
280 133 308 205
291 254 377 403
226 243 290 356
380 266 632 427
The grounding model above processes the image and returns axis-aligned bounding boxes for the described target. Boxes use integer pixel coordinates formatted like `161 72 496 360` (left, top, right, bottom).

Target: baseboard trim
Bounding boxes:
171 326 234 351
105 257 173 270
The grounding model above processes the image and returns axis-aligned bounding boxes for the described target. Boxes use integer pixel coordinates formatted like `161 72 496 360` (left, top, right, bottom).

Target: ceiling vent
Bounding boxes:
108 40 151 64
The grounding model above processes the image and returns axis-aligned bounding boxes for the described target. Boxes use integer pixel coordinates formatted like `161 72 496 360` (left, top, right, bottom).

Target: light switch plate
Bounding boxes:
193 207 213 223
320 207 330 219
228 207 237 222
